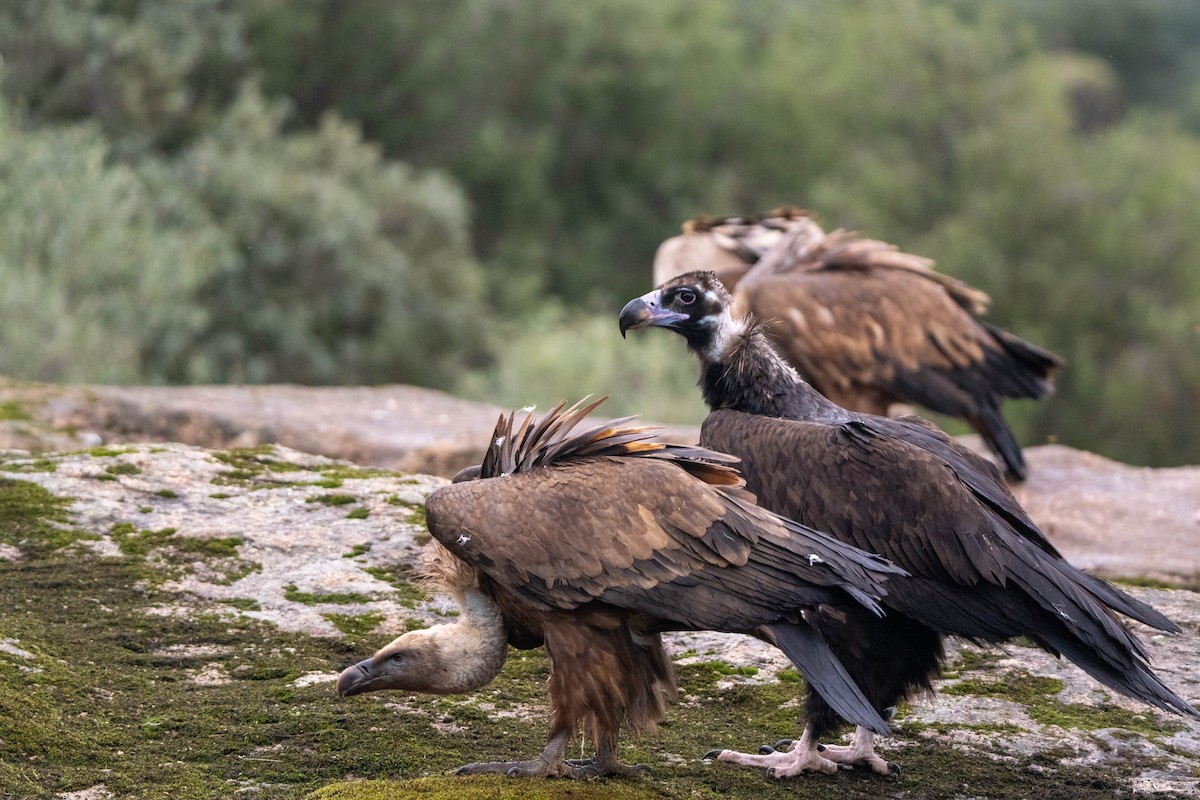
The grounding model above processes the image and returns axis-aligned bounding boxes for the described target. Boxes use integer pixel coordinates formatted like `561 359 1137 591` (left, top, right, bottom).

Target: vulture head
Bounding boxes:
619 271 742 362
336 543 509 698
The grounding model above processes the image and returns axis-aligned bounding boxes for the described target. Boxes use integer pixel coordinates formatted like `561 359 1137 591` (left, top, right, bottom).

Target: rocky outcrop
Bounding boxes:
1 382 1199 798
3 380 1197 584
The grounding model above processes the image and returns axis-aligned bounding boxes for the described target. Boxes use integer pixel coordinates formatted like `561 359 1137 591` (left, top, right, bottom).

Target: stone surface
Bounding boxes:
2 439 1198 796
3 380 1196 584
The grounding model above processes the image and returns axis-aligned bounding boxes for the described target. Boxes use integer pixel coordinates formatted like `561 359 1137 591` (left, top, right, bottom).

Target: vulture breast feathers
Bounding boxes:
653 207 1063 481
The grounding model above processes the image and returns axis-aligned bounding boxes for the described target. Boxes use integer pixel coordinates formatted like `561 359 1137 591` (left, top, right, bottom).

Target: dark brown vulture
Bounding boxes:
652 207 1063 481
337 398 906 778
620 272 1196 778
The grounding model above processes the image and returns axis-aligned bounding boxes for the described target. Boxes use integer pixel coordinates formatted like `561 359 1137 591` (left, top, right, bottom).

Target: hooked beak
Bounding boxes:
619 290 690 338
336 658 374 698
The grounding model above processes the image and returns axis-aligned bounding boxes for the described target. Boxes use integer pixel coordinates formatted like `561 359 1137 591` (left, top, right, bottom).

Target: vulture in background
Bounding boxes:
337 398 906 778
652 208 1063 481
620 272 1196 778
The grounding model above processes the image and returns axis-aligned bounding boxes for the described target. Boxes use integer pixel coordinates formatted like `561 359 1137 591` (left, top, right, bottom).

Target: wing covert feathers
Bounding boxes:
425 399 903 632
700 408 1198 718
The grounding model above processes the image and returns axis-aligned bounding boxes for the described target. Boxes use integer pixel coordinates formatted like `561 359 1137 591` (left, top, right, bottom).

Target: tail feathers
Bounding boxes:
1040 629 1198 717
1071 569 1181 634
980 320 1063 397
765 620 891 736
969 401 1026 481
1010 550 1196 716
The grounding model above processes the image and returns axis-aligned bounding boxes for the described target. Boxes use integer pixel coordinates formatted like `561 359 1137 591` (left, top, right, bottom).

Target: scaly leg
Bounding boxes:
455 730 580 778
815 725 900 776
704 725 838 777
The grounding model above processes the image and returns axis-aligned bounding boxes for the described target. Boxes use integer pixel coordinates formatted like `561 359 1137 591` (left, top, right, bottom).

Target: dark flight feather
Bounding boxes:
622 271 1197 740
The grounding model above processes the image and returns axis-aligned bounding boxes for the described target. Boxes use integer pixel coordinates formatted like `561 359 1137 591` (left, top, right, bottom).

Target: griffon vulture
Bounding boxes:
652 208 1063 480
337 398 906 778
620 272 1195 778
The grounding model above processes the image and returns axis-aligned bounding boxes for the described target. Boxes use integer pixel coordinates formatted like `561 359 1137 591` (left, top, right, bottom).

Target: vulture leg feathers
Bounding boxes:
620 272 1196 778
338 398 907 778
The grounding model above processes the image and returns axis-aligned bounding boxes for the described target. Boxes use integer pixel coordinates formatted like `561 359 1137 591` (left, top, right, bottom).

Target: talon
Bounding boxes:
816 744 825 752
702 748 725 761
888 762 902 778
773 738 793 751
635 763 653 775
766 767 777 779
758 745 775 755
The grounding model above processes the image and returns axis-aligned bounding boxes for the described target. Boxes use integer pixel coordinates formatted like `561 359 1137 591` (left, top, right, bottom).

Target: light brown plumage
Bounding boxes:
652 208 1063 480
339 398 904 778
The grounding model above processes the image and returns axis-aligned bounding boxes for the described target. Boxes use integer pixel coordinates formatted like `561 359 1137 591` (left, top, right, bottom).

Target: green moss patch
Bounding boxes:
0 399 32 421
284 583 375 606
0 457 57 473
0 478 96 553
309 776 673 800
210 445 306 487
943 669 1184 735
324 612 385 637
86 446 137 457
363 566 427 607
308 493 358 506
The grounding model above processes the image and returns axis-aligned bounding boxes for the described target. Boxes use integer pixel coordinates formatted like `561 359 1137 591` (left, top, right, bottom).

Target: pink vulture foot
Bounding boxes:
703 727 840 778
815 726 900 777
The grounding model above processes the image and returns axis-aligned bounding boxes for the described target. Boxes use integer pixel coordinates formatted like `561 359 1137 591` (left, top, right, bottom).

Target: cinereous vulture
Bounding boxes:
337 398 906 778
652 208 1063 481
620 272 1195 778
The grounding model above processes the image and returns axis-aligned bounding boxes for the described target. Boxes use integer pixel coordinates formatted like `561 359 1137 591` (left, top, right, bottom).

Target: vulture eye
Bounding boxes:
391 653 406 664
676 289 698 306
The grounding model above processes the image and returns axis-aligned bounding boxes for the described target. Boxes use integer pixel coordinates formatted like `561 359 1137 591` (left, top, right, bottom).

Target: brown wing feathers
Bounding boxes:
423 399 911 738
657 209 1063 480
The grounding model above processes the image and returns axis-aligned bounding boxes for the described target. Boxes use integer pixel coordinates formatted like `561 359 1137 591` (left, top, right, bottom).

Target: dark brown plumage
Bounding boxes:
652 208 1063 481
620 272 1195 777
337 398 905 778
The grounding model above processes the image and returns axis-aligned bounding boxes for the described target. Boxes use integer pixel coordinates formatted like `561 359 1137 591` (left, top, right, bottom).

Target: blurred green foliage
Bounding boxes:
1 0 1199 465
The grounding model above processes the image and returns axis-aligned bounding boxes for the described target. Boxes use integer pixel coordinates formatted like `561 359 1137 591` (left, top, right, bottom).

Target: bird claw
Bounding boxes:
702 748 725 761
773 739 794 751
758 745 776 755
888 761 902 779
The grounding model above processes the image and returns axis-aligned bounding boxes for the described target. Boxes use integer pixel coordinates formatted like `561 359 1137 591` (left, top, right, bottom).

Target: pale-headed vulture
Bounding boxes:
620 272 1195 778
337 398 906 778
652 208 1063 481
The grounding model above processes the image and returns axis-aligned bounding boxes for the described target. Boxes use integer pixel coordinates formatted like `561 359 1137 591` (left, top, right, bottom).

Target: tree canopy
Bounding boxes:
1 0 1198 466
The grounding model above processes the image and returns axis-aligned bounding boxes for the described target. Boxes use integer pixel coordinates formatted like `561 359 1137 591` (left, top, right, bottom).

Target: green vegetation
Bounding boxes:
943 669 1185 736
307 494 358 507
324 612 385 638
363 567 428 607
284 584 375 606
2 2 1200 463
0 399 30 420
0 476 1185 799
343 544 372 559
0 478 94 553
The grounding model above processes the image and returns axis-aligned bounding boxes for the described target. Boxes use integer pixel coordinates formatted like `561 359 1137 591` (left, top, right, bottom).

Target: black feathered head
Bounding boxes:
619 271 741 362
